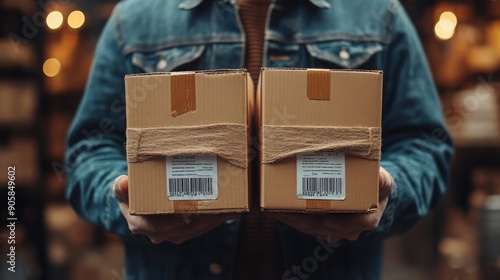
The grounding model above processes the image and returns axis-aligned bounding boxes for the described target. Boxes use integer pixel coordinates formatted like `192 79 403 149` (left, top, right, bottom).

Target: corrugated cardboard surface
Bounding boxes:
259 68 383 212
125 70 250 214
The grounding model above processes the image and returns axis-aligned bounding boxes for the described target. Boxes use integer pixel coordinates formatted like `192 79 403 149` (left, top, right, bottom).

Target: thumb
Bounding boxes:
113 175 129 203
378 167 393 200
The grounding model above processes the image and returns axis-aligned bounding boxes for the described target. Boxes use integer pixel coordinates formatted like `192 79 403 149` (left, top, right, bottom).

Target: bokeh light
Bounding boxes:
43 58 61 77
46 11 63 30
68 11 85 29
435 11 458 41
440 11 458 29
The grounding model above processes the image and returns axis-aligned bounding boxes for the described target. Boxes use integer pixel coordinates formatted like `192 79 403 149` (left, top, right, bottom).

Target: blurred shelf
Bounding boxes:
449 132 500 149
443 84 500 149
0 0 36 17
0 138 39 188
0 80 38 127
0 2 47 279
0 39 37 71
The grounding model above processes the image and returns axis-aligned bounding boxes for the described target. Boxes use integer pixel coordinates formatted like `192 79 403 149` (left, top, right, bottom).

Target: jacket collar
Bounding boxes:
179 0 330 10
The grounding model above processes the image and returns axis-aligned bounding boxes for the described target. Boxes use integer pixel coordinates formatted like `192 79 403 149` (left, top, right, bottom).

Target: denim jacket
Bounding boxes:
66 0 454 279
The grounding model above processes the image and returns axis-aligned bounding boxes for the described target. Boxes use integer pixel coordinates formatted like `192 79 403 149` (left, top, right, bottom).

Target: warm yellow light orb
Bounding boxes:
435 19 455 40
46 11 63 30
43 58 61 77
440 11 458 29
68 10 85 29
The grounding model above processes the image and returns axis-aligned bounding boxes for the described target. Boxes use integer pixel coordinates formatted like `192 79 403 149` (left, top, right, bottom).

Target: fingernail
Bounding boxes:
116 176 124 192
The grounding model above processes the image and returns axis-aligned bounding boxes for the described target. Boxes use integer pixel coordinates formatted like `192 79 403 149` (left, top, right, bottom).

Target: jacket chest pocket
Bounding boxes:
131 45 206 73
306 40 383 69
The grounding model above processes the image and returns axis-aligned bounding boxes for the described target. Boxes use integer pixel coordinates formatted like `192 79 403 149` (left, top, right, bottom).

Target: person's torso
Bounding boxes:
116 0 394 279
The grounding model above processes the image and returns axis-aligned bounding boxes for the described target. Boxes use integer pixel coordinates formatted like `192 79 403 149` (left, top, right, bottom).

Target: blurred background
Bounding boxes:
0 0 499 279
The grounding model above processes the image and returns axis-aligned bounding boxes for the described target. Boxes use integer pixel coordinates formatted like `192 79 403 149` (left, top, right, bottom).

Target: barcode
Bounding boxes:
301 178 343 197
168 178 213 197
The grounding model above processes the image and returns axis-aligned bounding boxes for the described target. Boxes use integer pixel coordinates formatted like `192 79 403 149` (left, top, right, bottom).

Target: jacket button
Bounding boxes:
340 47 350 60
209 263 223 275
156 58 167 70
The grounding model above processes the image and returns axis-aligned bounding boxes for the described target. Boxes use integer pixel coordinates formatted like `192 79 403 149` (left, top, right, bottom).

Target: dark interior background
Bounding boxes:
1 0 499 279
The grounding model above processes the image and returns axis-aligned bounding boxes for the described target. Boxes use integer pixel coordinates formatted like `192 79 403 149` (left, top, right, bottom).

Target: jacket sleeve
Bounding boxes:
363 1 454 239
65 4 138 239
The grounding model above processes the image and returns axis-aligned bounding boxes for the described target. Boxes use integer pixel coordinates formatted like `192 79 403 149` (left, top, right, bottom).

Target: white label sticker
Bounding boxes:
166 155 218 200
297 152 346 200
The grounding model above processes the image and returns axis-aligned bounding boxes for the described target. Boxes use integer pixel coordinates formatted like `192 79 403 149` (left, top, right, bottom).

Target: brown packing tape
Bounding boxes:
171 73 196 117
174 200 198 212
307 70 330 100
261 125 381 163
306 200 331 211
126 124 248 168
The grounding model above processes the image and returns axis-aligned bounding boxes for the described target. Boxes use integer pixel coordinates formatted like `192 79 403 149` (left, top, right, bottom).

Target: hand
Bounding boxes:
267 167 394 243
113 175 238 244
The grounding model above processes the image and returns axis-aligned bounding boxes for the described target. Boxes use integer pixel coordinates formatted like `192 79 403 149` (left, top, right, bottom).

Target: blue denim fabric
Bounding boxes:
65 0 454 279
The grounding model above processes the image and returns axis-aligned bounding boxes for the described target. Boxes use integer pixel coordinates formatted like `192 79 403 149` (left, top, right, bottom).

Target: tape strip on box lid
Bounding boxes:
171 73 196 117
307 70 330 100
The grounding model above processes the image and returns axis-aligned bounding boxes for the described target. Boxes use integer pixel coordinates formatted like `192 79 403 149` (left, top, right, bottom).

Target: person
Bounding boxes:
65 0 454 279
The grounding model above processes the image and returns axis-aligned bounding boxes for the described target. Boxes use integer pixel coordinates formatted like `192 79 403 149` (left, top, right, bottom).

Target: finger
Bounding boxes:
320 231 360 242
342 230 362 241
160 213 237 232
268 210 382 239
319 229 362 243
322 213 380 232
378 167 393 199
129 213 238 235
127 215 189 234
149 224 211 245
266 212 311 223
203 212 240 222
323 233 343 244
271 212 372 234
302 230 343 244
147 215 233 244
268 214 352 242
173 222 227 244
176 212 238 223
269 213 357 237
113 175 129 202
268 213 316 233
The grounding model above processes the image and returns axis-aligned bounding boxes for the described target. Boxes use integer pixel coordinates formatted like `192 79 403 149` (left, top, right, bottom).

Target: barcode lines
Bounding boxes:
301 177 343 197
168 178 213 197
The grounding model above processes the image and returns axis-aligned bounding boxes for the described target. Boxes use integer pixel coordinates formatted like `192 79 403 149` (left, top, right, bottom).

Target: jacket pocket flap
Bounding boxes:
131 45 205 72
306 41 383 69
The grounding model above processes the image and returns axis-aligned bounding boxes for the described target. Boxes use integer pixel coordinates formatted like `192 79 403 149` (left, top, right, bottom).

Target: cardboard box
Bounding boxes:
258 68 383 212
125 70 251 214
